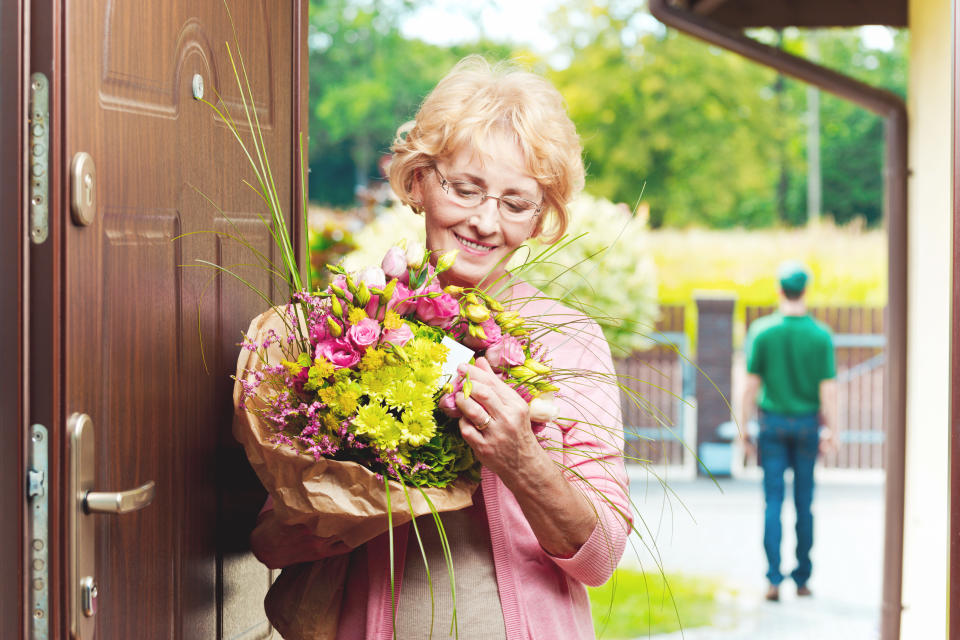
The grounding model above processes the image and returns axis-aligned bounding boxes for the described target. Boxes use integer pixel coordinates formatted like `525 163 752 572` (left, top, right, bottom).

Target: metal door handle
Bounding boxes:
85 481 155 514
68 413 157 639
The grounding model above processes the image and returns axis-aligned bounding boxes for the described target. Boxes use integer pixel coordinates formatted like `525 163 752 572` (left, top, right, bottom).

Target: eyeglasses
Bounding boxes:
434 167 542 222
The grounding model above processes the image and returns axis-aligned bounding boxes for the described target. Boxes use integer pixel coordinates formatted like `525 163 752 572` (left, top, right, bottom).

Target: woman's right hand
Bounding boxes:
250 509 351 569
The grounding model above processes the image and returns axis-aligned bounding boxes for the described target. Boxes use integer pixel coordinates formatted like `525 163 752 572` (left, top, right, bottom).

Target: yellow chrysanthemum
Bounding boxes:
401 414 437 447
408 338 447 366
412 364 442 389
348 306 369 324
406 396 435 422
384 380 419 409
353 402 391 437
383 310 404 331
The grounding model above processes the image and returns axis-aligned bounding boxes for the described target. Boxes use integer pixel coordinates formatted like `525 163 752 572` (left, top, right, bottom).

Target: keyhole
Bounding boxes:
83 173 93 207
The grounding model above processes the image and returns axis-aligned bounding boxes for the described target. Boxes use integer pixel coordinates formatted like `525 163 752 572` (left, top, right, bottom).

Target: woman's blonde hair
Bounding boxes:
388 55 584 243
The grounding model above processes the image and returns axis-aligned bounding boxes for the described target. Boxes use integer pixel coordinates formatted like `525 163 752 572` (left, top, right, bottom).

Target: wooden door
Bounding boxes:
59 1 305 638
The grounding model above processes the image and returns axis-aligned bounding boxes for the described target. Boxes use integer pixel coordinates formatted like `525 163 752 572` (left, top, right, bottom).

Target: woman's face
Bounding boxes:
414 132 541 290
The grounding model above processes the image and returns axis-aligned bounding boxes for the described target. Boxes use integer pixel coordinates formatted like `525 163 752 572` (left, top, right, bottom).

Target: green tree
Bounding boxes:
307 0 511 206
550 18 792 228
782 28 908 226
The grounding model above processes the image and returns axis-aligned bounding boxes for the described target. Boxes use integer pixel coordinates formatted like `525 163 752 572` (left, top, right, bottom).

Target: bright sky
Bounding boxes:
400 0 558 52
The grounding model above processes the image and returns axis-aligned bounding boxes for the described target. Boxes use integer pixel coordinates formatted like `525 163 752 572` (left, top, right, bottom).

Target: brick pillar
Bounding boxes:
695 294 736 476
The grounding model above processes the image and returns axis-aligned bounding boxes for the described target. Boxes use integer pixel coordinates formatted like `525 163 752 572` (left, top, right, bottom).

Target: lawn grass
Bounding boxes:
589 569 722 639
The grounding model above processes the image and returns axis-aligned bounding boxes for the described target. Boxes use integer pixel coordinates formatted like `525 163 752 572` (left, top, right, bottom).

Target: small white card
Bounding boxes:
439 336 475 387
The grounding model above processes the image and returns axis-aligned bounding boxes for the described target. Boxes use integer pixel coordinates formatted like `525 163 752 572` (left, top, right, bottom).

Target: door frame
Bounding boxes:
950 0 960 633
0 0 28 638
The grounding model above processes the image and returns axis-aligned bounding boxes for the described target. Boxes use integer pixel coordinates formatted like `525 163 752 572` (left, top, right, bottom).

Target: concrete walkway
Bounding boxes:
620 471 885 640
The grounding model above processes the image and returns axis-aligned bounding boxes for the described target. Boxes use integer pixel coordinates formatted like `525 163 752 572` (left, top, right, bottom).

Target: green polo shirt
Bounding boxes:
745 312 835 415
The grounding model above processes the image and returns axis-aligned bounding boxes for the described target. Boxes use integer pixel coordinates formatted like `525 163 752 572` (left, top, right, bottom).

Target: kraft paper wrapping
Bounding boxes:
232 306 478 549
263 556 349 640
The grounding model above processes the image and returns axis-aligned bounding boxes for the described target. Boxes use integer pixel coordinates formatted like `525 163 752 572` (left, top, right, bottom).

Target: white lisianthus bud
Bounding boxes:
406 241 426 268
381 246 407 279
358 266 386 289
528 394 560 423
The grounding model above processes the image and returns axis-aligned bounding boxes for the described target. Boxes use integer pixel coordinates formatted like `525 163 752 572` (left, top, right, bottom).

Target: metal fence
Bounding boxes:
615 305 693 467
745 306 886 470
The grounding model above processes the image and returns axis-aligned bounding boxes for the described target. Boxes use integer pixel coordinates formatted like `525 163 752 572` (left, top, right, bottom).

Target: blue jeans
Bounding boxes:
758 410 820 587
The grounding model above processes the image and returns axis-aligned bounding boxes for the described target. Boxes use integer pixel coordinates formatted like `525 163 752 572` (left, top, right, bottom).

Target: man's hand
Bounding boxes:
819 427 839 456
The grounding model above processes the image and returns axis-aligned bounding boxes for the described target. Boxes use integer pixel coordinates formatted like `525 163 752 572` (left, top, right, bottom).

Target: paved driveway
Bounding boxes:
620 471 885 639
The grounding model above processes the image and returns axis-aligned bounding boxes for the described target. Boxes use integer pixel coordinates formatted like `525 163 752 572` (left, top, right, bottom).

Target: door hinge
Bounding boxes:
28 72 49 244
27 423 49 640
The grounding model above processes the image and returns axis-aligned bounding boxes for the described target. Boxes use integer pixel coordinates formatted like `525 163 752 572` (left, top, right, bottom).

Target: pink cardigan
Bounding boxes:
334 283 632 639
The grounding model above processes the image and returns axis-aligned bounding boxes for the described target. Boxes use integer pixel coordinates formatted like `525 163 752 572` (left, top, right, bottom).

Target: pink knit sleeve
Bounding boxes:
542 317 633 587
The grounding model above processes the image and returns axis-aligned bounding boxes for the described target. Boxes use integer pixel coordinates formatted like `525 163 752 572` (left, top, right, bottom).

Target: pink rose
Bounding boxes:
415 285 460 329
463 318 501 350
383 324 414 347
346 318 381 350
387 282 417 316
314 338 361 369
381 246 408 280
485 335 525 369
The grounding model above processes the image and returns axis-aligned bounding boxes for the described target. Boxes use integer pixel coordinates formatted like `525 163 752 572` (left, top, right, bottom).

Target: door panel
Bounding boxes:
64 1 299 637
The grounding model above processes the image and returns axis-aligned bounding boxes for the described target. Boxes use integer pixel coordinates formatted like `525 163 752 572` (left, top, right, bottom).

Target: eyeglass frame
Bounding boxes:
433 167 543 219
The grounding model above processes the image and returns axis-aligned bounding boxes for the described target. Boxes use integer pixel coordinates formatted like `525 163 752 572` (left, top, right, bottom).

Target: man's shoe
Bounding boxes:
797 585 812 597
765 584 780 601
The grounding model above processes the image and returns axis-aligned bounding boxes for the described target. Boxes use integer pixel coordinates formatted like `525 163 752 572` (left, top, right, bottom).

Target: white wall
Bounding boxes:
901 0 952 636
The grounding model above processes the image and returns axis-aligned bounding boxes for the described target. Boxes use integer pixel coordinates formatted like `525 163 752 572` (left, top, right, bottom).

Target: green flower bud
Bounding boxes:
487 298 504 312
330 296 343 319
326 316 342 337
495 311 520 326
467 323 488 341
444 285 464 296
382 278 398 302
436 249 459 273
509 365 536 380
465 304 490 324
356 282 371 307
525 359 551 375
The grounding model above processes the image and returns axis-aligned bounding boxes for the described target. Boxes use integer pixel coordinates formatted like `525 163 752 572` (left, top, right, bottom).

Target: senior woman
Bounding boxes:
252 56 631 640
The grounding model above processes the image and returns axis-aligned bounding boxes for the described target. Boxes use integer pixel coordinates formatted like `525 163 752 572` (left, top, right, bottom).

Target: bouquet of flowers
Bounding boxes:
233 242 563 549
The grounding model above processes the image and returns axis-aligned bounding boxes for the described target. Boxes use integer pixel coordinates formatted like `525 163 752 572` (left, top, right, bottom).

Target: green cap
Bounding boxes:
777 260 810 293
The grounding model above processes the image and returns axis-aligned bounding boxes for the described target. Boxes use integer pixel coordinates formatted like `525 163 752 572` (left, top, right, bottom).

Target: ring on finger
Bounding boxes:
475 415 492 431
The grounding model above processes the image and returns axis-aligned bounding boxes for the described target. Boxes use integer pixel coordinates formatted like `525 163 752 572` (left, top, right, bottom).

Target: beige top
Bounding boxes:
395 494 507 639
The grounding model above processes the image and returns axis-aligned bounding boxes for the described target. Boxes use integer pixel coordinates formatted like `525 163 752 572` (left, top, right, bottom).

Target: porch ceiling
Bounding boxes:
688 0 907 28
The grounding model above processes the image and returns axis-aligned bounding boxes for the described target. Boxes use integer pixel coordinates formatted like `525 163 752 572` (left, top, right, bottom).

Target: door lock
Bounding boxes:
68 413 155 639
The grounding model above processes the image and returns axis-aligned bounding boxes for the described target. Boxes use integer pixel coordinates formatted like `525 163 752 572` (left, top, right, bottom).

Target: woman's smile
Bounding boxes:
415 131 540 289
453 232 496 254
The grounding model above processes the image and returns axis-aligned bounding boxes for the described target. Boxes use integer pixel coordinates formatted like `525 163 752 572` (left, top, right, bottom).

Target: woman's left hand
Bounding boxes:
454 357 546 483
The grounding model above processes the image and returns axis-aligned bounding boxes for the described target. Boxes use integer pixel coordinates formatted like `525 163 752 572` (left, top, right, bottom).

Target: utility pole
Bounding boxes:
806 31 822 224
